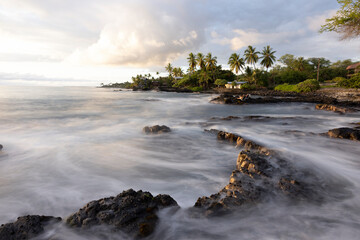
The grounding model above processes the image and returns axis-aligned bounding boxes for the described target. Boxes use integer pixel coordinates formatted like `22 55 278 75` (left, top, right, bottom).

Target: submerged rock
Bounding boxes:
143 125 171 134
327 128 360 141
0 215 61 240
66 189 178 238
315 104 354 113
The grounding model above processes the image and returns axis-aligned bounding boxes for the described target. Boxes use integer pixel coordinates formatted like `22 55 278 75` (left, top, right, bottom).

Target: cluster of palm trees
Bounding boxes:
187 52 218 73
228 45 276 74
165 63 184 78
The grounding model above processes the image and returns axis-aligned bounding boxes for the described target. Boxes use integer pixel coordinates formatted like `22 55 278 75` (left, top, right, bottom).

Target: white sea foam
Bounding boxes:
0 86 359 239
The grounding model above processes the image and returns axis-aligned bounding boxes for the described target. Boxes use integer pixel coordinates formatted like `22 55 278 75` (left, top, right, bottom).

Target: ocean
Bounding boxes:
0 86 360 239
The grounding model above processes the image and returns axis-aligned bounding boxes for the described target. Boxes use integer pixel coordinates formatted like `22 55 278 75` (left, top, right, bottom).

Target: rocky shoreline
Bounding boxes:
1 121 358 239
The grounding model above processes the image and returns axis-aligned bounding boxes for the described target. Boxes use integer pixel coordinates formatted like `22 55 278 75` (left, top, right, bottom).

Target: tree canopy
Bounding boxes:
320 0 360 39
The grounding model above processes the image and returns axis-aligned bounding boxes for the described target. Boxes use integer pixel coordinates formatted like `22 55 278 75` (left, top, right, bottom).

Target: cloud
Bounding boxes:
212 29 305 51
66 2 205 67
306 10 337 32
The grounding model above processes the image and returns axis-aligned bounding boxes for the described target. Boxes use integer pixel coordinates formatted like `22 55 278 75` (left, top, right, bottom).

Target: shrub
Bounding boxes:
274 83 298 92
296 79 320 92
241 83 256 91
214 79 228 87
337 74 360 88
189 86 203 92
332 77 346 82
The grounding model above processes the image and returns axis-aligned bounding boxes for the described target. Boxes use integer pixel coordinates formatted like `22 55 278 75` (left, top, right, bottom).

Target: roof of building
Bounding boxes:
346 62 360 70
226 81 248 85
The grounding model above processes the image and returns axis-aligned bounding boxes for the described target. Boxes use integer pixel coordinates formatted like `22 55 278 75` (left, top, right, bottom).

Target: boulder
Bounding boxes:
315 104 354 113
194 151 323 216
66 189 178 238
0 215 61 240
143 125 171 134
327 128 360 141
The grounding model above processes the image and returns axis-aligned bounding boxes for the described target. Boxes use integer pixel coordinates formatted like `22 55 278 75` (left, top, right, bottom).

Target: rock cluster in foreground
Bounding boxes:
196 129 326 216
0 215 61 240
0 190 178 240
143 125 171 134
67 189 178 238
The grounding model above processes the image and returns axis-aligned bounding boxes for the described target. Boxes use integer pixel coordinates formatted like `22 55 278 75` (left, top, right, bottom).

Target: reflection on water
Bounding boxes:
0 86 360 239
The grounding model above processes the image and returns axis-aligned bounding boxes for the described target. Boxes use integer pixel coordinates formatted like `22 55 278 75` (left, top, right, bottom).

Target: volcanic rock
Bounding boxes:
0 215 61 240
315 104 354 113
66 189 178 238
143 125 171 134
194 151 323 216
327 128 360 141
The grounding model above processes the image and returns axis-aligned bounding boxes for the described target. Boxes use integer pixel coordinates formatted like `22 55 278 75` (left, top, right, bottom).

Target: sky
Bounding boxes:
0 0 359 86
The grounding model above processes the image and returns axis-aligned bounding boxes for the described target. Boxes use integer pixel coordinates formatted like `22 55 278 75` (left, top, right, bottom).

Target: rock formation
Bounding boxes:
0 215 61 240
143 125 171 134
327 128 360 141
315 104 355 113
66 189 178 238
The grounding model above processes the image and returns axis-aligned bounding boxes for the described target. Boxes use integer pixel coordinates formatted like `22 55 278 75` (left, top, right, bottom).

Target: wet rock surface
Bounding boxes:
210 93 340 105
327 128 360 141
0 215 61 240
205 129 272 155
315 104 355 113
197 130 329 216
66 189 178 238
143 125 171 134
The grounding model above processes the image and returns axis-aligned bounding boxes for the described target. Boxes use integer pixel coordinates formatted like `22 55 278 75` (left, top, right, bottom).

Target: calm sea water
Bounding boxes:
0 86 360 239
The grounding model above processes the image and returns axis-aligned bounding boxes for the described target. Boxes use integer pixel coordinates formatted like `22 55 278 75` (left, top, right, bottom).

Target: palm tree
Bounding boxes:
296 57 307 71
196 53 205 70
260 46 276 71
205 52 217 70
173 67 184 78
228 53 245 74
244 45 260 70
165 63 173 78
187 53 197 74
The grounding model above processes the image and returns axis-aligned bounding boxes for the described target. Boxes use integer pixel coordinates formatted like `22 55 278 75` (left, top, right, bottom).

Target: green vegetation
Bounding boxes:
274 83 299 92
320 0 360 40
337 73 360 88
214 79 228 87
102 43 357 91
275 79 320 93
297 79 320 92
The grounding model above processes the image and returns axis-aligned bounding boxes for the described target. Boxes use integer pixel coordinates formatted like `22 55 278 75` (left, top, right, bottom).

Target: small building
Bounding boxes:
346 62 360 78
225 81 247 89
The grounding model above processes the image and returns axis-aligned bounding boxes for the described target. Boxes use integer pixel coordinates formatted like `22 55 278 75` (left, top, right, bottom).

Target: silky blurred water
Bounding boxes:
0 86 359 239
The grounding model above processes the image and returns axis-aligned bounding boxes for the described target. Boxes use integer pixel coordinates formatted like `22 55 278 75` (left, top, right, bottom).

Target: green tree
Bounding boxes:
187 53 197 74
199 70 211 89
165 63 173 78
228 53 245 74
295 57 308 71
320 0 360 39
214 79 228 87
260 46 276 71
279 54 297 70
205 53 217 70
244 45 260 70
196 53 206 70
173 67 184 77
